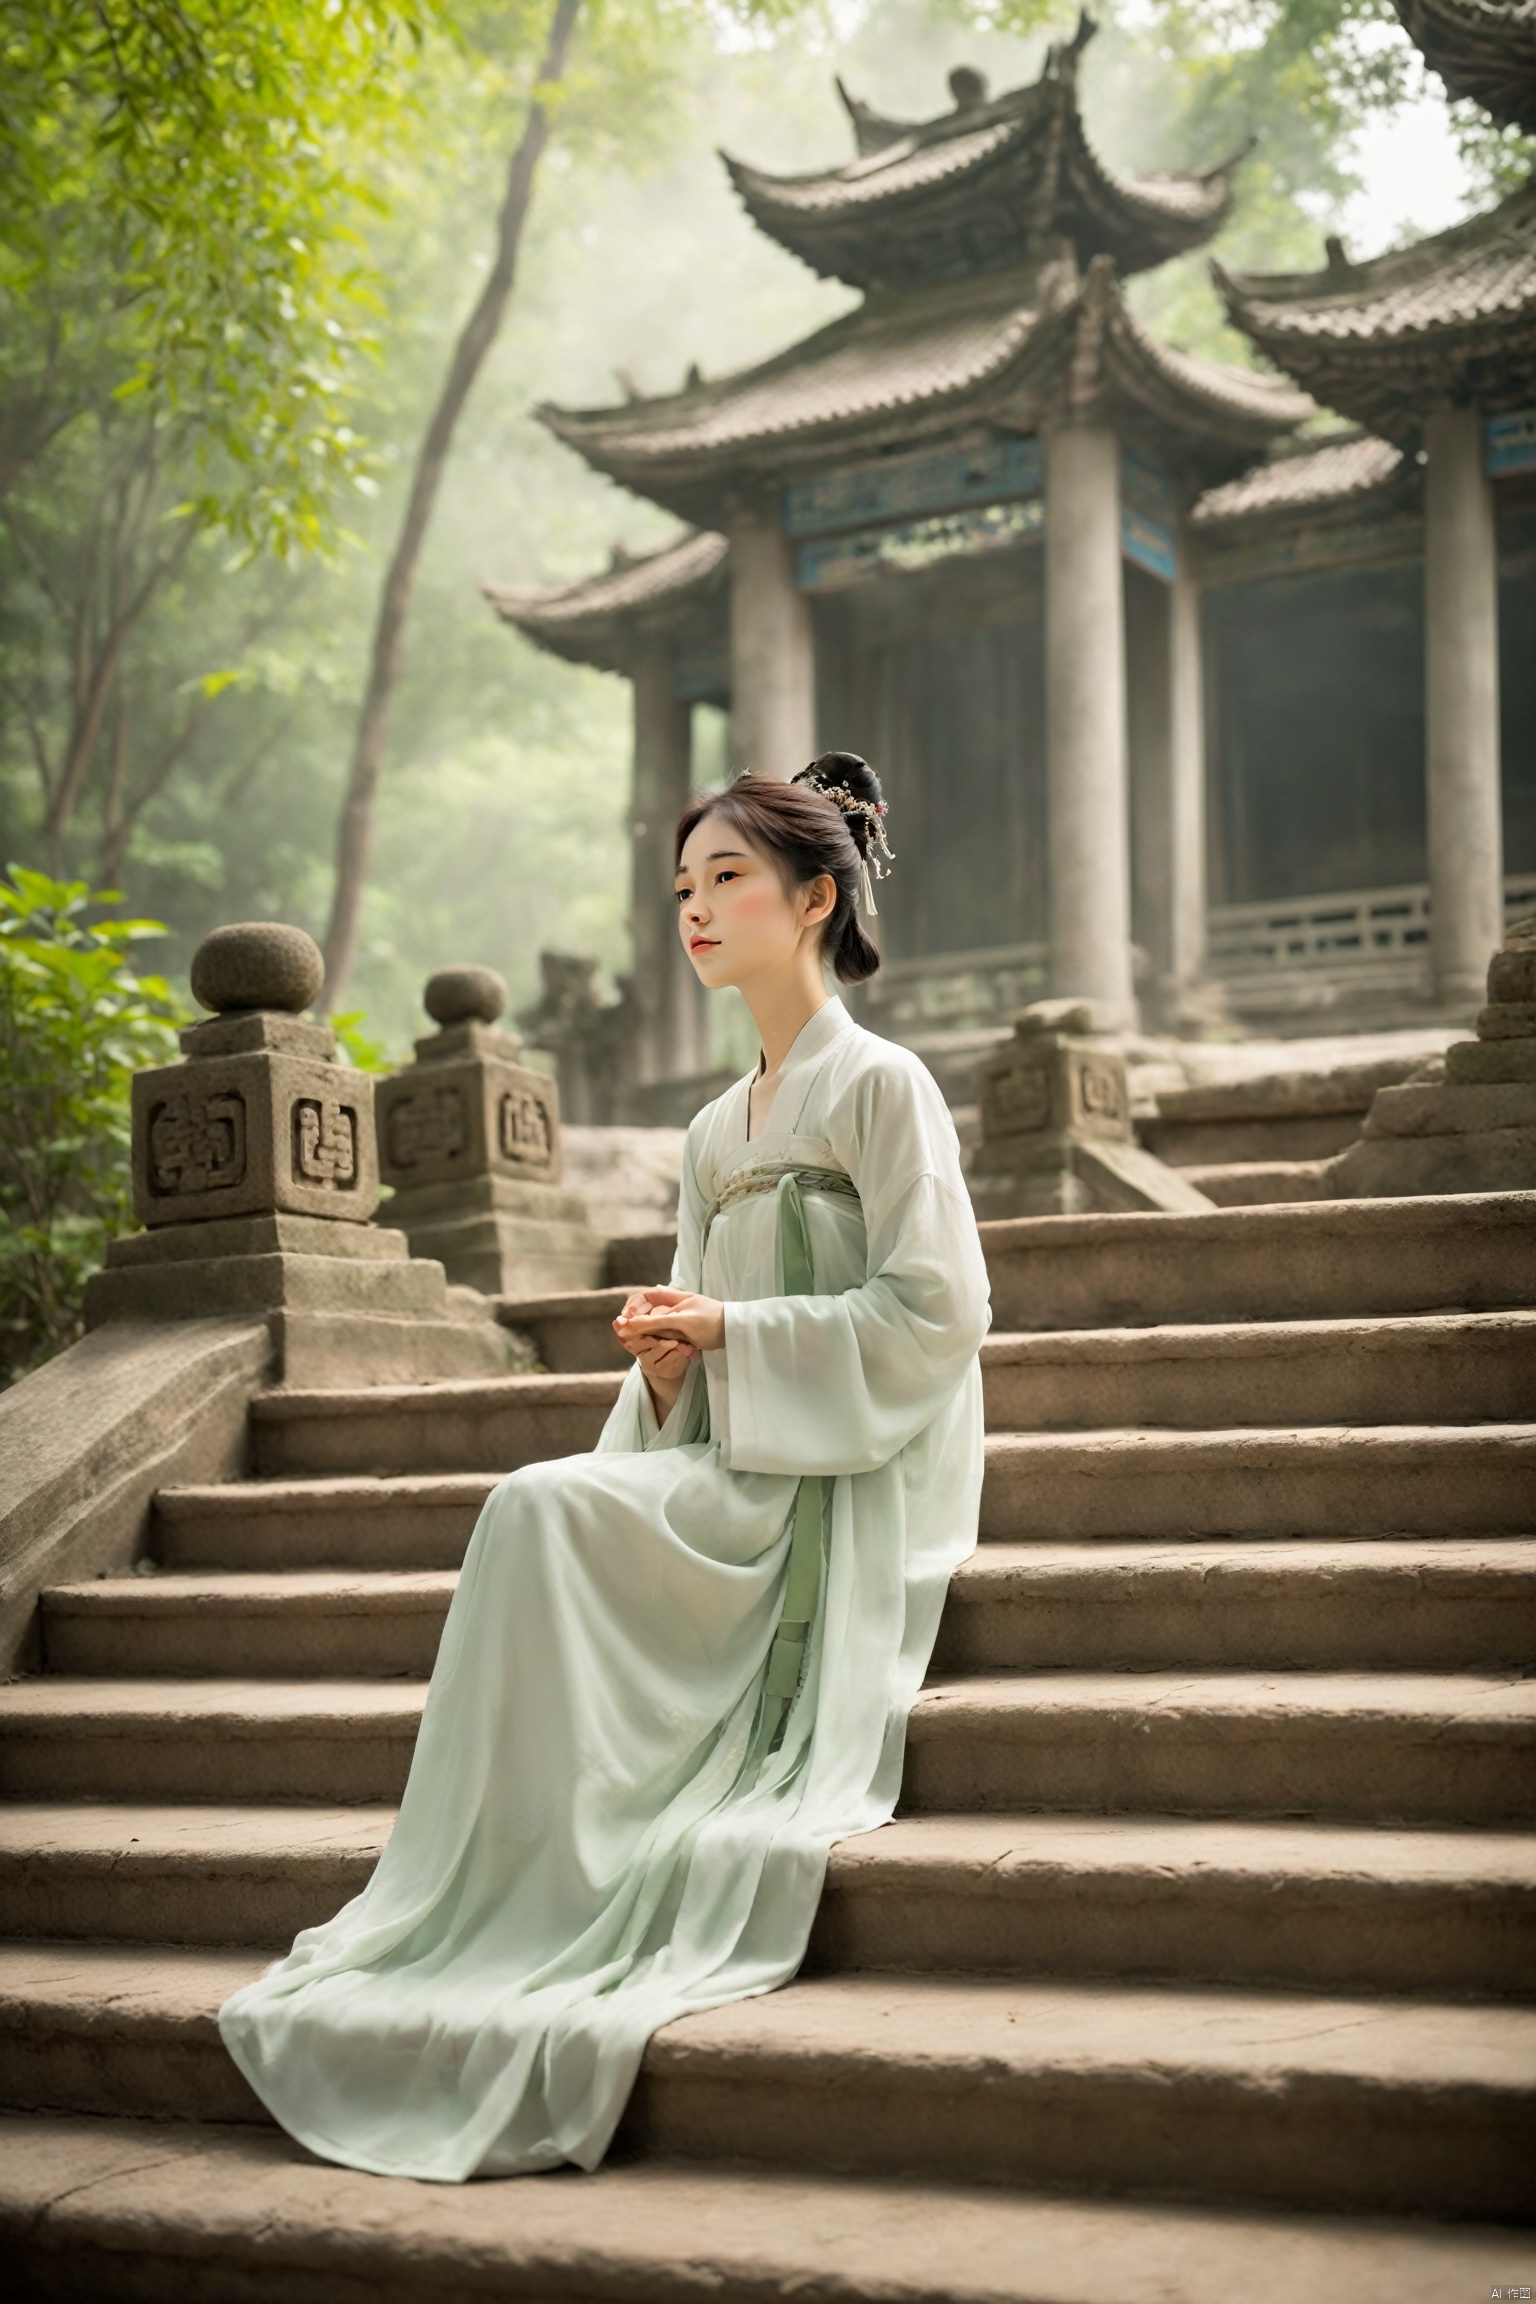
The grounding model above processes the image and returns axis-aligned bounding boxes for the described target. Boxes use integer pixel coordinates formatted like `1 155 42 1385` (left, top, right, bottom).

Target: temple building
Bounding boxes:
490 10 1536 1103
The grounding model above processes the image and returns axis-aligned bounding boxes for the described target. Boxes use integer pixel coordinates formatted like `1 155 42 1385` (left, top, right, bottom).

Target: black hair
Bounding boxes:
674 752 891 984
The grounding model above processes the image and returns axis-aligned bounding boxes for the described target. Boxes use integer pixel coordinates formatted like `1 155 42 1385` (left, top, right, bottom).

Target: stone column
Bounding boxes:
631 645 707 1084
1424 404 1504 1007
727 498 816 778
1129 556 1208 1027
1045 422 1137 1027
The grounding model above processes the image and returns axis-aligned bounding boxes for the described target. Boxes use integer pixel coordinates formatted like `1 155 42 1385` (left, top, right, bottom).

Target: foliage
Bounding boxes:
0 0 448 559
0 865 183 1380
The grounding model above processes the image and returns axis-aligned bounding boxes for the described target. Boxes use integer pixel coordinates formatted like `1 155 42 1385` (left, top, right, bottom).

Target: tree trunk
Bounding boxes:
319 0 583 1009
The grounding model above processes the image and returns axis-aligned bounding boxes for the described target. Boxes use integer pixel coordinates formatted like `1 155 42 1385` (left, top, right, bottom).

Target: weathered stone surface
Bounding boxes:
377 973 603 1295
1363 1076 1535 1138
1486 938 1536 1007
132 1051 380 1228
176 1012 334 1062
1446 1035 1536 1083
1325 925 1536 1198
970 1005 1212 1218
1478 999 1536 1039
377 1053 559 1189
3 2112 1522 2304
188 922 323 1017
0 1321 269 1675
423 965 507 1027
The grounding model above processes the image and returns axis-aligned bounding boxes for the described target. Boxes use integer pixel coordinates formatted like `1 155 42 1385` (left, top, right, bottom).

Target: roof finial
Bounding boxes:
948 64 989 112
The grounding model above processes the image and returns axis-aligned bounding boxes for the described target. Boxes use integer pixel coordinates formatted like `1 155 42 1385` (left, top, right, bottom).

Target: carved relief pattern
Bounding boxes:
293 1097 358 1189
499 1085 555 1171
986 1063 1051 1136
148 1091 247 1196
386 1085 467 1172
1076 1060 1127 1125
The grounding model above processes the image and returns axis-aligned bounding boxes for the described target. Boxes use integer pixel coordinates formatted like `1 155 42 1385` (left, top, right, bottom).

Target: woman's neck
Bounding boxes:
741 959 830 1078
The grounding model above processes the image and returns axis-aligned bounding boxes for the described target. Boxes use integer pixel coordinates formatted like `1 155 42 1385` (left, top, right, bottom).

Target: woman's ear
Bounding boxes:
801 872 837 929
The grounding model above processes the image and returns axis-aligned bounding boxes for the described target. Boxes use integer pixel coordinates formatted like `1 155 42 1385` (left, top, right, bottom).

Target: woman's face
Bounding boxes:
674 812 834 993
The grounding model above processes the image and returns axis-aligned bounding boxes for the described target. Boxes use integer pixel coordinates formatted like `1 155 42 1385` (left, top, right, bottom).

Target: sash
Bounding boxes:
700 1159 861 1764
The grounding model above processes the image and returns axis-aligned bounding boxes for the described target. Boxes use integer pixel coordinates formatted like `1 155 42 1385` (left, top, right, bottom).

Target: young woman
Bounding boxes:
219 753 990 2183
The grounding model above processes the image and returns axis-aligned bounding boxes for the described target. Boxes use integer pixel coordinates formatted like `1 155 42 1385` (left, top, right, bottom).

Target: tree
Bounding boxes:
320 0 583 1005
0 0 437 558
0 865 182 1379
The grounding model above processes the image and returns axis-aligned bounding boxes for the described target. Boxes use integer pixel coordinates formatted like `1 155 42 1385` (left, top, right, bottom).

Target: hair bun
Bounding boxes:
792 753 894 880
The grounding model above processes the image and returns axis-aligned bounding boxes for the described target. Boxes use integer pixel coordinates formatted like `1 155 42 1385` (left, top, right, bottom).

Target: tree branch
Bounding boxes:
319 0 584 1009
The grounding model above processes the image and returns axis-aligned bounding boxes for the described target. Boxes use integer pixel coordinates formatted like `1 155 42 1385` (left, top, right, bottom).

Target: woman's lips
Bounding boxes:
689 937 718 954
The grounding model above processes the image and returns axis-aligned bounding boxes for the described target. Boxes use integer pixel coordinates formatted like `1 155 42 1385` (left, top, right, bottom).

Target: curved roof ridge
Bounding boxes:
1394 0 1536 134
719 10 1247 291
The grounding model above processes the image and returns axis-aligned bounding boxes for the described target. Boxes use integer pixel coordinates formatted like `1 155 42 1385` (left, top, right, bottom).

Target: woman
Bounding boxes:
219 754 991 2182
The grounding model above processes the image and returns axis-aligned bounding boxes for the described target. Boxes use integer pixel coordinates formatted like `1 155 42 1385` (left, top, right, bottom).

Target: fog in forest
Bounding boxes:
0 0 1469 1054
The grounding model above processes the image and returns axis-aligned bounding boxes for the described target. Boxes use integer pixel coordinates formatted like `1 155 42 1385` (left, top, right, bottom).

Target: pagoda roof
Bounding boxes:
1394 0 1536 134
721 13 1247 293
1215 180 1536 439
540 258 1310 525
1192 431 1406 528
484 528 726 675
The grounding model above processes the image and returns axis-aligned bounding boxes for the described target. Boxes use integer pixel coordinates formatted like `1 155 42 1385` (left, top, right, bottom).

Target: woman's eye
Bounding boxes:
675 887 691 904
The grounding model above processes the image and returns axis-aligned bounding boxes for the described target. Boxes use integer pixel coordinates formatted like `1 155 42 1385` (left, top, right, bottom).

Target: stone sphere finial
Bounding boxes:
424 965 508 1027
190 922 325 1016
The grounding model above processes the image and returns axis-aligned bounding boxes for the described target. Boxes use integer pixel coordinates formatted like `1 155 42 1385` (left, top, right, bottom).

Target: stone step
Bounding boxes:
0 1681 423 1803
933 1539 1536 1673
1179 1160 1328 1208
624 1970 1536 2221
980 1312 1536 1432
6 1803 1531 2005
160 1425 1536 1574
155 1473 496 1571
0 1804 391 1947
806 1813 1536 1999
7 1668 1531 1822
981 1190 1536 1332
3 1947 1531 2220
46 1540 1536 1681
249 1372 621 1478
979 1424 1536 1539
161 1427 1536 1571
477 1307 1536 1430
901 1671 1536 1828
39 1571 457 1678
3 2114 1521 2304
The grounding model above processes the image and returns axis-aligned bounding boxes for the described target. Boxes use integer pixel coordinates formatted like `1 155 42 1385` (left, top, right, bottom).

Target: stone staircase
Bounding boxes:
3 1193 1535 2299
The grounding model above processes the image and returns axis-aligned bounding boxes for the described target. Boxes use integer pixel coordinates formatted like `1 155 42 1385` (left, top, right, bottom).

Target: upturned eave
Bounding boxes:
484 529 727 674
1395 0 1536 134
721 12 1246 293
1214 182 1536 440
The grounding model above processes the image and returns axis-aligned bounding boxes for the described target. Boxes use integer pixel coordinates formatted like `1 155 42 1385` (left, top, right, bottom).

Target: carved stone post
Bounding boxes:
968 1000 1211 1217
376 966 603 1298
85 923 512 1385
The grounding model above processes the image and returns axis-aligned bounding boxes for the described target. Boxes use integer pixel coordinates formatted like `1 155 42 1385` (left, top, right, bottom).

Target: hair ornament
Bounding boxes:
793 764 895 914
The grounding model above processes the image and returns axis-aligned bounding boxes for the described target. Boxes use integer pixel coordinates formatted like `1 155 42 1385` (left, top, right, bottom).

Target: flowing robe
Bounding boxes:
219 997 991 2181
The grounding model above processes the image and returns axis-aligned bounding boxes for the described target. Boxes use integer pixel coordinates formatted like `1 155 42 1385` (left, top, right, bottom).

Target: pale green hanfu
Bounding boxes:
218 998 990 2182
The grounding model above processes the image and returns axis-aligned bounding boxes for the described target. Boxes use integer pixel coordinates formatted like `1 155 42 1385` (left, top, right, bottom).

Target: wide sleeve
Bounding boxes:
594 1113 709 1456
716 1053 990 1478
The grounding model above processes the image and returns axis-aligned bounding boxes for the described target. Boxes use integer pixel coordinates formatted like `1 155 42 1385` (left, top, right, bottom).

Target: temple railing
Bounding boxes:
860 940 1048 1041
860 875 1536 1042
1208 876 1536 1017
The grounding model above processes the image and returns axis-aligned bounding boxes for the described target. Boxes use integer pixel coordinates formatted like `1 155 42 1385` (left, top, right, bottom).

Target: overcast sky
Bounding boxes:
1341 85 1475 253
